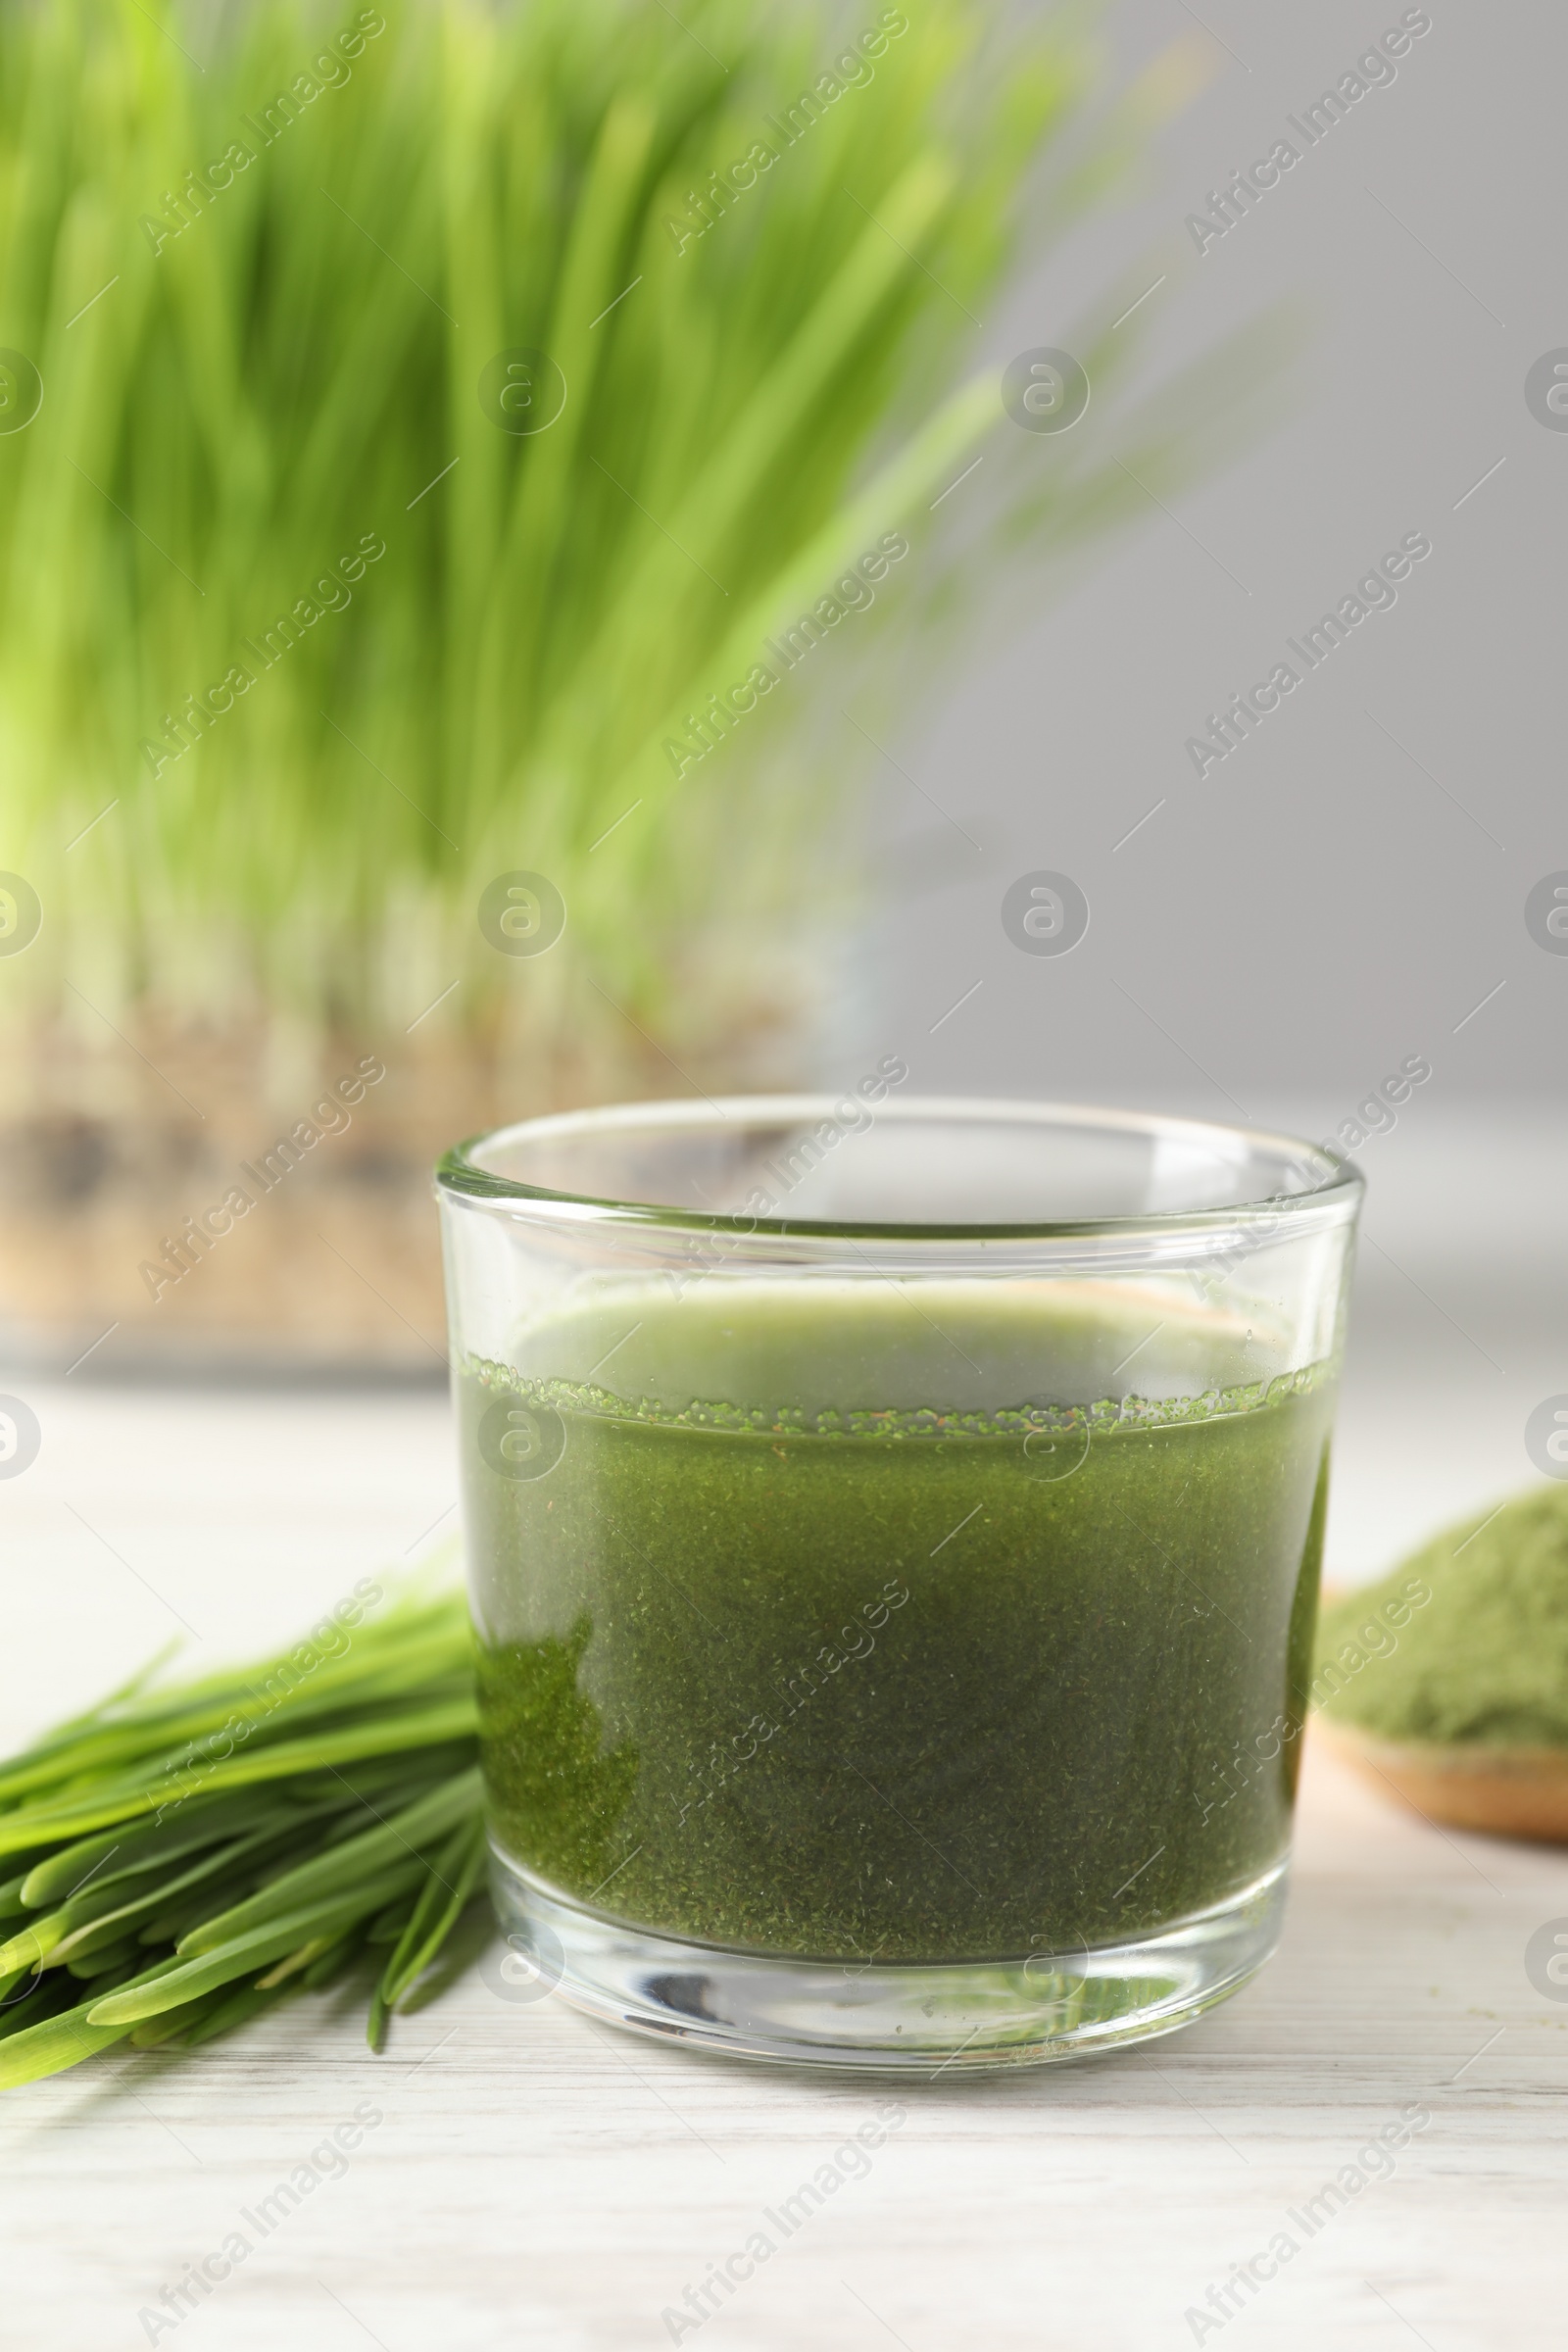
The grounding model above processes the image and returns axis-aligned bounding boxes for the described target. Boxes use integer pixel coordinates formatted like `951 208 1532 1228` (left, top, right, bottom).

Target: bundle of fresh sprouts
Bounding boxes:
0 1585 482 2085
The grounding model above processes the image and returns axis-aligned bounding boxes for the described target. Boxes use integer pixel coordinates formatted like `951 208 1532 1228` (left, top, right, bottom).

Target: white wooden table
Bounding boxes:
2 1354 1563 2352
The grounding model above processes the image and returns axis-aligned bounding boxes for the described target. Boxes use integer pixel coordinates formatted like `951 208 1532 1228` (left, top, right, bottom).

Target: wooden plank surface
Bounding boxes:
1 1370 1563 2352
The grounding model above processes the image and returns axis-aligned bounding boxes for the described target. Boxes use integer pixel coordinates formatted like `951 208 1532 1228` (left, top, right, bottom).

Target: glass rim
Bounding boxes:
435 1095 1364 1243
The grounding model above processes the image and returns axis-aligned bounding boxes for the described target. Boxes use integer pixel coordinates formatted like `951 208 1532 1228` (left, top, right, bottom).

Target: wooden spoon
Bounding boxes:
1314 1717 1568 1844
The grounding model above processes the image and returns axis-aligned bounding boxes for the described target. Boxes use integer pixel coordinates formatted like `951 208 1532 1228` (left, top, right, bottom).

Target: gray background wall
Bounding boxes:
838 0 1564 1576
855 0 1556 1107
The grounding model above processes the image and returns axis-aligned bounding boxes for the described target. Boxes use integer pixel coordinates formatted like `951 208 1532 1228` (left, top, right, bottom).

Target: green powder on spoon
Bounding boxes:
1314 1485 1568 1748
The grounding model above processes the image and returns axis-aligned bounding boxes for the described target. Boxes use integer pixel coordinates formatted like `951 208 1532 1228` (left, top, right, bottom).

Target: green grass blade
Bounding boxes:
66 1933 143 1981
381 1815 489 2012
0 1614 474 1810
0 1956 187 2087
176 1765 483 1956
0 1873 33 1920
87 1860 429 2025
179 1980 298 2048
302 1929 365 1990
47 1817 313 1968
128 1989 229 2048
19 1788 340 1908
0 1698 478 1855
0 1974 79 2047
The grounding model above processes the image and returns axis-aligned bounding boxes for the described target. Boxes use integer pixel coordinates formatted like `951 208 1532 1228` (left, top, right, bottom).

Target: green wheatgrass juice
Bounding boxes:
460 1279 1334 1964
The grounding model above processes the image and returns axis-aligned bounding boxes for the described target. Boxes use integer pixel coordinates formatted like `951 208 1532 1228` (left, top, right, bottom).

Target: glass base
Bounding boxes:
487 1844 1290 2073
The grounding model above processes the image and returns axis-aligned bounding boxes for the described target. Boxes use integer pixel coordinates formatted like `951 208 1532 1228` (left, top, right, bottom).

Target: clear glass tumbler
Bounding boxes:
436 1096 1362 2070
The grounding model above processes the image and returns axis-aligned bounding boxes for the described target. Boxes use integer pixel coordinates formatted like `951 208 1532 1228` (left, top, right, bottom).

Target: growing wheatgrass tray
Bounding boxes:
0 1580 485 2087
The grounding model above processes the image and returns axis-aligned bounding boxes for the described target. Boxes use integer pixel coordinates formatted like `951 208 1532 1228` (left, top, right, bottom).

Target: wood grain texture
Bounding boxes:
1 1374 1563 2352
1317 1719 1568 1843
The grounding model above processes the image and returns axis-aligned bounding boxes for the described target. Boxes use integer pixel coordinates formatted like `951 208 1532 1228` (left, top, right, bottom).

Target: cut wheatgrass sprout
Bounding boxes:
0 1586 490 2088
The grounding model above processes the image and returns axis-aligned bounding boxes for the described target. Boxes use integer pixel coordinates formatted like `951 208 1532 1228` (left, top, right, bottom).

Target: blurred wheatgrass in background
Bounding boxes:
0 0 1266 1362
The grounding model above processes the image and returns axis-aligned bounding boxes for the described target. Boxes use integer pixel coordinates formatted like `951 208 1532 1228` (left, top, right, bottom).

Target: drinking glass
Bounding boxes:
437 1096 1361 2070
